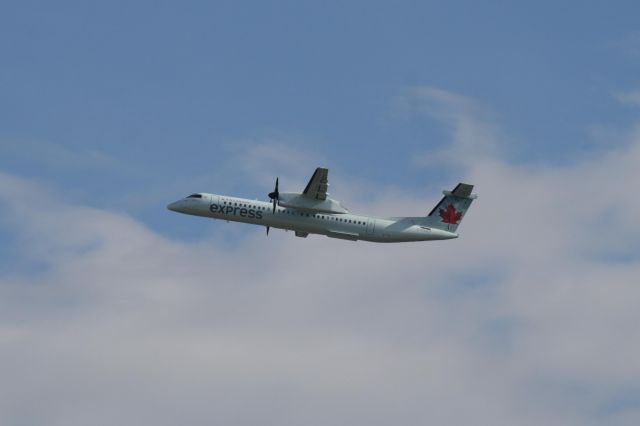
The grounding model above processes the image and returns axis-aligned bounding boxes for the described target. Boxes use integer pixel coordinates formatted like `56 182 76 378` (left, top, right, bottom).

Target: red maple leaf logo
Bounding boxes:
439 204 462 224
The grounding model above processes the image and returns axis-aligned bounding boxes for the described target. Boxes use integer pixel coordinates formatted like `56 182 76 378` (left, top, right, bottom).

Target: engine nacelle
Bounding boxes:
277 193 348 214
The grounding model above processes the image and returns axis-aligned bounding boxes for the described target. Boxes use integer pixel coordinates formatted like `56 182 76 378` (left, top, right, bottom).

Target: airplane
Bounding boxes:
167 167 477 243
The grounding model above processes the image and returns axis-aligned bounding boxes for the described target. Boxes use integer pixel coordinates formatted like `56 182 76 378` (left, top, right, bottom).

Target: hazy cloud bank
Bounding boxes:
1 90 640 425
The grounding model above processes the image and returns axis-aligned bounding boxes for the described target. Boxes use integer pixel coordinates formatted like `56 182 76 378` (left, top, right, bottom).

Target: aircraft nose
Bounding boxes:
167 200 182 212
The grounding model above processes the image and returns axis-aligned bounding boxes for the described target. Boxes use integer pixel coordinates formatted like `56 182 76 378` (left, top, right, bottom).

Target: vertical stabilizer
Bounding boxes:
422 183 477 233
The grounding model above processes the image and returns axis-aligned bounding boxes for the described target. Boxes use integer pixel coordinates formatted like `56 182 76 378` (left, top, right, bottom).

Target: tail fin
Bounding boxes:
422 183 477 233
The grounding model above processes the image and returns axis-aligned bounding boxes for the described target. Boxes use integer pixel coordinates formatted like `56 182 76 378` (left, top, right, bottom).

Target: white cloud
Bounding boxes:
2 92 640 425
613 90 640 107
397 86 501 169
225 135 329 188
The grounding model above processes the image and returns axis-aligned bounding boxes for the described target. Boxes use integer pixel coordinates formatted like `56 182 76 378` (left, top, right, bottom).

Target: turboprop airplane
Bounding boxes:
167 167 477 243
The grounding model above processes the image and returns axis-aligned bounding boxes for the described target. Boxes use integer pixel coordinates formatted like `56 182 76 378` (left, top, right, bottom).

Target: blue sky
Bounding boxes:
3 1 639 207
2 1 640 425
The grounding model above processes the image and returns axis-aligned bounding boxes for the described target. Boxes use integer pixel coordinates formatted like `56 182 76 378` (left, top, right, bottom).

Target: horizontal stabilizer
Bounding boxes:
451 183 474 198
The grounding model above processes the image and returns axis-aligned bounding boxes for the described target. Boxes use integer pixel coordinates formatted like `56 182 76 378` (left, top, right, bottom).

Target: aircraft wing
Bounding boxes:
302 167 329 200
277 167 347 213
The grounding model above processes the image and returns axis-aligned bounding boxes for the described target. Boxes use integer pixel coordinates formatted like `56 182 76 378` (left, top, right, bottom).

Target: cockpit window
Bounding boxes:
186 194 202 199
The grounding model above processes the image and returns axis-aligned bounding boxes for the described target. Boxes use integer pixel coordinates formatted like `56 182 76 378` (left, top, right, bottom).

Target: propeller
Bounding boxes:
266 177 279 236
268 177 279 214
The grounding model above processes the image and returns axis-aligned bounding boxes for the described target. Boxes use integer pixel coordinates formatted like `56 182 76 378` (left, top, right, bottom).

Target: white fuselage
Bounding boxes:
168 193 458 243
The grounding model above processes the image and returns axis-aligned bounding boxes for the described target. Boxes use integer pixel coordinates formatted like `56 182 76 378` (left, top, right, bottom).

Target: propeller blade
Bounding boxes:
268 177 279 214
